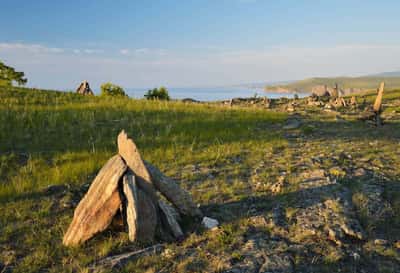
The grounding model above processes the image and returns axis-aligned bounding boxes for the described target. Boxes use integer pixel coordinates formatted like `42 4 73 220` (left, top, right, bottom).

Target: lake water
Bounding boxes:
126 87 307 101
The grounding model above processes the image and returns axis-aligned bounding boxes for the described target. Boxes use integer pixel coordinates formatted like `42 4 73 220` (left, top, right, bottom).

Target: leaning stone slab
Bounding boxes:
122 172 157 243
63 155 127 246
158 200 183 239
144 161 202 217
117 130 158 200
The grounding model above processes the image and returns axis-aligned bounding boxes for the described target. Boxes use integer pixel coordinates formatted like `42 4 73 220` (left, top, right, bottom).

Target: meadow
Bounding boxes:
0 86 286 272
1 86 400 273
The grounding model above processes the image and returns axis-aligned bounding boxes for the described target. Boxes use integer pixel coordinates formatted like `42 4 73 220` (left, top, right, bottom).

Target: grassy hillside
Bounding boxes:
0 86 286 272
1 86 400 272
265 76 400 93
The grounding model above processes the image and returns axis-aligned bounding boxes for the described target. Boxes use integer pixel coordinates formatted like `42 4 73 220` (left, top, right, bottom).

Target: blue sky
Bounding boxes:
1 0 400 89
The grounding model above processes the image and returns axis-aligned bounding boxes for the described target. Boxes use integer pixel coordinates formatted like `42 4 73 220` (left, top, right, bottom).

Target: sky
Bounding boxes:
1 0 400 89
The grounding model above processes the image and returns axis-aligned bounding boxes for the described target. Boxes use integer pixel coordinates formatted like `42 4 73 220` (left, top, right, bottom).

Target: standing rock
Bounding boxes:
373 82 385 113
76 80 94 95
117 130 158 201
144 161 202 217
122 172 157 243
63 155 127 246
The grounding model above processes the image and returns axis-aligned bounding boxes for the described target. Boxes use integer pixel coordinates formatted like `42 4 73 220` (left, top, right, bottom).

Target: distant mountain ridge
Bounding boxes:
368 71 400 77
265 71 400 94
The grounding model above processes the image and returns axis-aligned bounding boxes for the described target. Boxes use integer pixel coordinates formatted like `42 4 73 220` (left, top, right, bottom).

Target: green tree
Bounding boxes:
0 61 27 86
144 86 170 100
100 82 127 97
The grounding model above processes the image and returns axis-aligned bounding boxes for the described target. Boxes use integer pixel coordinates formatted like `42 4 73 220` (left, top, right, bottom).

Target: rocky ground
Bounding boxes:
159 93 400 273
0 88 399 272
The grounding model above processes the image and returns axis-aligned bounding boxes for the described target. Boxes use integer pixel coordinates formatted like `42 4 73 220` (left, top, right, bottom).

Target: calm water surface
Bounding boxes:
126 87 307 101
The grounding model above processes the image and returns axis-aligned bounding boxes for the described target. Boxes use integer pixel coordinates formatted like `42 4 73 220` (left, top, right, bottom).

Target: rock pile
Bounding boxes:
63 130 201 247
76 80 94 95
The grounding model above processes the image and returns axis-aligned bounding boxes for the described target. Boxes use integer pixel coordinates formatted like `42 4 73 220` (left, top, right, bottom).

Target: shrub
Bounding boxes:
100 82 127 97
144 86 170 100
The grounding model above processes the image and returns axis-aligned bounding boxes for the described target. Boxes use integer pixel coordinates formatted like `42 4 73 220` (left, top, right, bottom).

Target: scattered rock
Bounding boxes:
259 254 293 273
283 118 301 130
374 239 389 245
353 168 366 177
45 184 68 196
202 216 219 229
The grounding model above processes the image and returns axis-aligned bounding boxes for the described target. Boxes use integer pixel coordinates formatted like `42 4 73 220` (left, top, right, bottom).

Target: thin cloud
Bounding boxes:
83 49 104 54
120 49 130 55
2 41 400 88
0 42 64 54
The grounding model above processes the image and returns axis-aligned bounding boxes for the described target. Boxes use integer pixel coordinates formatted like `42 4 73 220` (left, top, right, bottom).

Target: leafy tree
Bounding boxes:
100 82 127 97
144 86 170 100
0 61 27 86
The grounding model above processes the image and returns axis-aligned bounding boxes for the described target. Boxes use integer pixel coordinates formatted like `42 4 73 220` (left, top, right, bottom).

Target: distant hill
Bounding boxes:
368 71 400 77
265 73 400 94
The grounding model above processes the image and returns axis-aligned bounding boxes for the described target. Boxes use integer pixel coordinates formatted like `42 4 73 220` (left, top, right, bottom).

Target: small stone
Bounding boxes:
45 184 68 195
374 239 388 245
259 254 293 273
350 252 361 261
353 168 366 177
162 248 175 259
283 119 301 130
202 216 219 229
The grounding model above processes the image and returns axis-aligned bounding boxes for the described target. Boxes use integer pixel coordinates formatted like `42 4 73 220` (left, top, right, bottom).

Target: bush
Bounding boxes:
100 83 127 97
144 86 170 100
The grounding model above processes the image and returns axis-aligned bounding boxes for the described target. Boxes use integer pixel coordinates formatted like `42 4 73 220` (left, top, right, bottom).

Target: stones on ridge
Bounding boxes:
63 155 127 246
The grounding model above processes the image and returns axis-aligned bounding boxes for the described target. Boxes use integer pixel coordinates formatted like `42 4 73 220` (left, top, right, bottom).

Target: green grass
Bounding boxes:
0 86 286 272
1 85 400 272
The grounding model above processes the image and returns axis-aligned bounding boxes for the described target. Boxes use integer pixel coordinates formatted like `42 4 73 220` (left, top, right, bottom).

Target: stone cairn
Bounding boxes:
76 80 94 95
63 130 202 247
